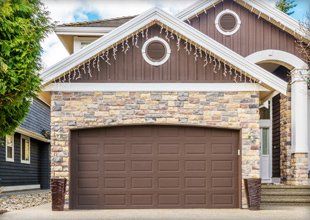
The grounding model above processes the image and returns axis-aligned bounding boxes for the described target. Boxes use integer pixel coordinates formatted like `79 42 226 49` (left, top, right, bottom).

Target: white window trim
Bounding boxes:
5 134 14 162
142 36 171 66
215 9 241 36
20 135 31 164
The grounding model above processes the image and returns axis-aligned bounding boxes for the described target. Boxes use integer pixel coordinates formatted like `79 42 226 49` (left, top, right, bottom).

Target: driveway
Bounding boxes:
1 203 309 220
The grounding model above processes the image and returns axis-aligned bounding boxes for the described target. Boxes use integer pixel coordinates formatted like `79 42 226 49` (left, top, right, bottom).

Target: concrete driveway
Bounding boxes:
1 203 309 220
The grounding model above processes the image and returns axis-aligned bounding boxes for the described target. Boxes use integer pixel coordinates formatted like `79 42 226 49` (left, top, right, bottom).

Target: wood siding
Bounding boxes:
189 0 303 59
61 24 247 83
0 133 50 188
272 94 281 178
20 98 51 135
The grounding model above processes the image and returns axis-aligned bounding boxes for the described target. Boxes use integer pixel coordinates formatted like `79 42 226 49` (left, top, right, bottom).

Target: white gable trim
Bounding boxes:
246 50 309 70
176 0 309 42
55 26 114 36
41 8 287 94
44 83 269 92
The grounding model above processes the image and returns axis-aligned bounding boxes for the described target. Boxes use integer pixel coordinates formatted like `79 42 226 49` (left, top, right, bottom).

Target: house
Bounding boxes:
41 0 309 209
0 94 51 192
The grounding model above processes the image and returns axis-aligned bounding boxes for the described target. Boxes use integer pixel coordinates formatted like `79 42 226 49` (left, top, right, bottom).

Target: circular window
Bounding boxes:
215 9 241 35
142 37 171 66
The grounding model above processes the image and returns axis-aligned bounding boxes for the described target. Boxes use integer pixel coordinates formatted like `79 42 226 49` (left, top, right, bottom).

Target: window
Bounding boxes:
5 134 14 162
215 9 241 35
261 128 270 155
142 37 171 66
21 135 30 164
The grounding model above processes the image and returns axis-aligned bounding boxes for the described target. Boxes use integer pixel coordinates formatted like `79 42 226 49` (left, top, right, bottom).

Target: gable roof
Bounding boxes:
57 15 136 28
41 7 287 94
176 0 309 42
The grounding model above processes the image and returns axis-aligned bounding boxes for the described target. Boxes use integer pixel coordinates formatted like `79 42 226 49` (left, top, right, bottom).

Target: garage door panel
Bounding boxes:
131 177 153 188
211 143 234 155
158 160 180 171
211 160 234 172
184 160 207 171
158 143 180 155
131 143 153 154
71 125 240 209
78 144 99 154
104 160 126 171
103 144 126 154
130 194 154 206
104 177 126 188
184 143 207 155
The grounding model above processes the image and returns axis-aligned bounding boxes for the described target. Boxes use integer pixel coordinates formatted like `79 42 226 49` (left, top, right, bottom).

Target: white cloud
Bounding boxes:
41 0 193 69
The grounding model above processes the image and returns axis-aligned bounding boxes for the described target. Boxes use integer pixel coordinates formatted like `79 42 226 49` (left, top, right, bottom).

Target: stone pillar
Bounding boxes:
290 69 309 185
280 89 291 183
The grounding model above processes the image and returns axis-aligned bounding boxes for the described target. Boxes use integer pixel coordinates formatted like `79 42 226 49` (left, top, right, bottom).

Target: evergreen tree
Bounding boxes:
0 0 54 136
276 0 297 15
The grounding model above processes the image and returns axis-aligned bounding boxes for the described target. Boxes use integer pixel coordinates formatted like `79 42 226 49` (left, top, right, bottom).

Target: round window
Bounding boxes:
215 9 241 35
142 37 171 66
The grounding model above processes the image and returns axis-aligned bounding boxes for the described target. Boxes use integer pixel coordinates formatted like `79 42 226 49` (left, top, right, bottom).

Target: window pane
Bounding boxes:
22 138 26 160
25 139 30 161
7 146 13 159
6 135 14 160
261 128 269 155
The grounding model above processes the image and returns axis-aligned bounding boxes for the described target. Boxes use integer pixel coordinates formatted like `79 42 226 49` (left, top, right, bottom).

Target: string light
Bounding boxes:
56 22 252 86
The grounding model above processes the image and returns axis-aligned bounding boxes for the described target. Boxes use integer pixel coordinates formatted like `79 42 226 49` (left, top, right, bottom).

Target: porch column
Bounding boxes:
290 69 309 185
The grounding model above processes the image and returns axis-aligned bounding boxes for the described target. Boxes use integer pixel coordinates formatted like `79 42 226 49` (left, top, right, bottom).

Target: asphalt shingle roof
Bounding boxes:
57 15 136 28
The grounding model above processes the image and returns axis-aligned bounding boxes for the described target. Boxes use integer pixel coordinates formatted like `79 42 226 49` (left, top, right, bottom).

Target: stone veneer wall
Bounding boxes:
280 89 292 183
50 91 260 208
290 153 309 185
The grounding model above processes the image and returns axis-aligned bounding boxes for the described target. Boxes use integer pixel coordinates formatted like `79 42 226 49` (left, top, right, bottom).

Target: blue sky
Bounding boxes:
290 0 310 21
41 0 310 69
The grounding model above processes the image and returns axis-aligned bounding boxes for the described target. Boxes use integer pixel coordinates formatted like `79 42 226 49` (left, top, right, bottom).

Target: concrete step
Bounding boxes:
262 184 310 189
261 184 310 206
262 191 310 196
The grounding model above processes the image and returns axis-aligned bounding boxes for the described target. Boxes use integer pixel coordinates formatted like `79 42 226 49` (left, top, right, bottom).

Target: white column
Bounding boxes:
291 69 309 153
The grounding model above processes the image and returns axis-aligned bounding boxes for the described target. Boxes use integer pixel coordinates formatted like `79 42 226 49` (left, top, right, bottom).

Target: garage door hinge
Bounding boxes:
238 149 241 156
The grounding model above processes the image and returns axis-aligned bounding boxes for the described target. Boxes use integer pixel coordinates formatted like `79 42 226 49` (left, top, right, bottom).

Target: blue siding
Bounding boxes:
20 98 50 134
0 134 50 188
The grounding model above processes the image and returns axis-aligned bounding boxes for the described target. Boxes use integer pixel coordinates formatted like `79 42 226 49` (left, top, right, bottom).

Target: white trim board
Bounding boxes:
1 184 40 192
246 50 309 70
41 8 287 94
16 127 50 143
43 83 270 92
55 26 115 36
176 0 309 42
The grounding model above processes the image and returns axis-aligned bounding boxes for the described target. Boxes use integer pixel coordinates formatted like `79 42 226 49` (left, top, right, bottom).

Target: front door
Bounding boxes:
259 120 272 183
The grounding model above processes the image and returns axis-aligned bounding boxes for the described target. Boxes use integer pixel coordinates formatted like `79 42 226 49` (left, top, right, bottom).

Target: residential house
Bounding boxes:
41 0 309 209
0 94 51 192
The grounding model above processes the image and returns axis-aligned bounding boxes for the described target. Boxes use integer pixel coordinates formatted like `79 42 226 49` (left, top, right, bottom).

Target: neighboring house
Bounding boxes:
41 0 309 209
0 94 51 191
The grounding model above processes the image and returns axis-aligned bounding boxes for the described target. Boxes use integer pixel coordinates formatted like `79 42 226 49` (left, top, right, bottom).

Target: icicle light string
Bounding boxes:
60 22 253 84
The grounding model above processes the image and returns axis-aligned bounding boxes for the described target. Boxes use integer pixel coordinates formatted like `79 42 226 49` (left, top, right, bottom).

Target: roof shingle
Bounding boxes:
57 15 136 28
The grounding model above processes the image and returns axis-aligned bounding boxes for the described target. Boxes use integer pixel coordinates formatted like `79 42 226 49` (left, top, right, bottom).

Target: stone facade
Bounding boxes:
290 153 309 185
50 91 260 208
280 90 292 183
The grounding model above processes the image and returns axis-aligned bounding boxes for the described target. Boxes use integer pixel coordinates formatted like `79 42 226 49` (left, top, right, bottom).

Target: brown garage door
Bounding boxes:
70 125 240 209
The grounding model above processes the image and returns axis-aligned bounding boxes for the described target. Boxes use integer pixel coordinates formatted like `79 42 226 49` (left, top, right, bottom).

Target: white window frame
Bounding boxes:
20 135 31 164
5 134 14 162
73 36 99 53
215 9 241 36
142 36 171 66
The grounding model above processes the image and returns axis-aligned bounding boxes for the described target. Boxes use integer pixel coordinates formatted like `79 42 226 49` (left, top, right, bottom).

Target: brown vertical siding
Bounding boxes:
61 24 249 83
272 94 281 177
189 0 303 59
